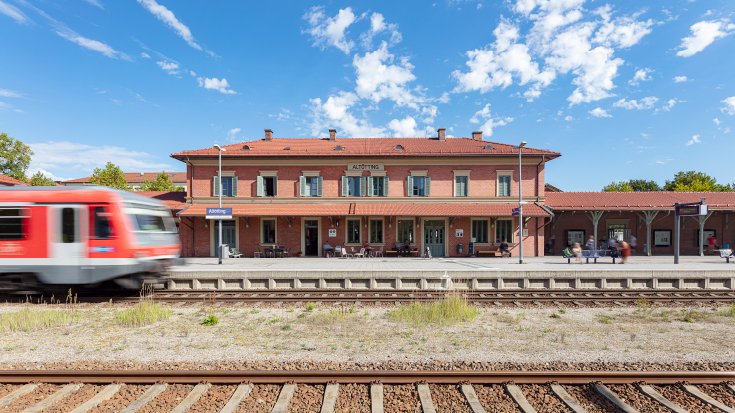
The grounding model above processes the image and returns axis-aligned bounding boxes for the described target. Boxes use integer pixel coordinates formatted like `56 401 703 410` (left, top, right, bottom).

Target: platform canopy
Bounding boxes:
546 192 735 211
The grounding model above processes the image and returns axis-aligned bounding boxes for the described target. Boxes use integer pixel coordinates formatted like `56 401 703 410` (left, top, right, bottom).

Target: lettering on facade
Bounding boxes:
347 163 383 171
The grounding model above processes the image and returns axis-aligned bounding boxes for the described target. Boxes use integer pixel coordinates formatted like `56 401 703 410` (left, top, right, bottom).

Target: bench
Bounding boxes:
720 249 734 263
385 250 398 257
566 249 617 264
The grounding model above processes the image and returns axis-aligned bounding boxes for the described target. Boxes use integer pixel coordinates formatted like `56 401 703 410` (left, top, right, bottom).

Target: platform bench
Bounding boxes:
385 250 398 257
477 250 502 257
566 249 617 264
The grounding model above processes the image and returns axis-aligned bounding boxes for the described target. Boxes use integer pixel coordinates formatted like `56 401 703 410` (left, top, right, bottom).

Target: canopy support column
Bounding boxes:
697 212 713 256
585 211 606 248
641 211 659 256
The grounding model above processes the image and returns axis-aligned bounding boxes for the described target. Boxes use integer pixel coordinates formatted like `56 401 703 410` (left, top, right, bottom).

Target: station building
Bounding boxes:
171 129 560 258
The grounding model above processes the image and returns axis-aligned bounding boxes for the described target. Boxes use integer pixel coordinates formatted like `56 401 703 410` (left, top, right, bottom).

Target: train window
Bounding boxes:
134 214 167 231
0 208 27 240
61 208 76 243
93 207 113 239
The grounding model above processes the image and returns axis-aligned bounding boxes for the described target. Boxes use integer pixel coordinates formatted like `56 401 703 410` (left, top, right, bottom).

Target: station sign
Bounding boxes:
511 208 519 216
675 204 708 216
206 207 233 220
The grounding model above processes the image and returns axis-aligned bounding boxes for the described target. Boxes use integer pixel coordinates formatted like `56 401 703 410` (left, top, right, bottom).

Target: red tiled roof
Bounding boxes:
171 137 560 159
63 172 187 184
136 191 187 210
546 192 735 210
177 203 550 217
0 174 29 186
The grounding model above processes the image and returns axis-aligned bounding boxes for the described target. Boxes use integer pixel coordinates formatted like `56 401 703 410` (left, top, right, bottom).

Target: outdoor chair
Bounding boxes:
336 246 352 258
373 246 384 257
229 248 243 258
254 247 264 258
353 247 367 258
283 247 292 257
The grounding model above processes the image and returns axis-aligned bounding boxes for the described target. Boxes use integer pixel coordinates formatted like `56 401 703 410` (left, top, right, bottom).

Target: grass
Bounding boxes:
114 288 172 327
201 315 219 326
0 306 80 333
389 294 480 326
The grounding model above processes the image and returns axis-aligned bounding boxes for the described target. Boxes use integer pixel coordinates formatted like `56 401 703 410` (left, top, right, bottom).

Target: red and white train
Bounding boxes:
0 186 182 291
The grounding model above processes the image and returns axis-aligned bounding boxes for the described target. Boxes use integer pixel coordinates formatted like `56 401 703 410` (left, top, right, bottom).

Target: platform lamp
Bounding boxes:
513 141 527 264
214 144 226 264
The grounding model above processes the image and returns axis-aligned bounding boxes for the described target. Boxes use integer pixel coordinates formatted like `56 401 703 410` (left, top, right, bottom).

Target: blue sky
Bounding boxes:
1 0 734 190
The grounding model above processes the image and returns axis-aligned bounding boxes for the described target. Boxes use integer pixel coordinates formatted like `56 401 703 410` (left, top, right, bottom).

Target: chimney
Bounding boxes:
437 128 446 141
472 131 483 140
264 129 273 141
329 128 337 141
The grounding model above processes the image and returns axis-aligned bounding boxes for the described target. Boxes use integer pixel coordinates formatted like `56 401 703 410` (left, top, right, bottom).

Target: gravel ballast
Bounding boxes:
137 383 194 413
606 384 669 413
383 384 421 413
334 383 370 412
233 384 279 413
188 384 237 413
564 385 625 413
429 384 473 413
473 384 521 413
286 384 325 412
0 383 61 412
517 383 572 413
87 384 149 413
650 384 721 413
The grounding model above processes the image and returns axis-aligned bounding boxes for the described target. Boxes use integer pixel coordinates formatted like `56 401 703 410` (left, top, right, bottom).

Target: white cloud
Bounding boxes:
725 127 731 133
353 42 419 109
28 141 173 176
359 12 401 50
673 76 688 83
56 30 128 59
0 1 29 23
25 168 70 182
714 118 721 125
197 77 236 94
388 116 419 137
307 91 386 139
302 6 358 54
156 60 180 75
628 68 652 85
0 88 22 98
640 132 650 138
721 96 735 115
189 70 196 77
141 52 151 58
83 0 104 10
137 0 203 51
227 128 241 142
685 134 701 146
589 107 611 117
469 103 513 136
613 96 658 109
477 3 483 9
677 19 735 57
564 115 573 121
655 98 680 113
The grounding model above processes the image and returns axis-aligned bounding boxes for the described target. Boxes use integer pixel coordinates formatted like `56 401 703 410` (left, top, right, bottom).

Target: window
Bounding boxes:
369 219 383 243
472 220 489 243
258 176 277 197
213 176 237 197
61 207 76 243
92 206 113 239
498 175 511 197
455 176 468 197
0 208 26 240
347 176 362 196
347 219 361 244
413 177 425 196
262 219 276 243
407 176 431 197
397 220 414 243
368 176 388 197
495 219 513 243
300 176 323 197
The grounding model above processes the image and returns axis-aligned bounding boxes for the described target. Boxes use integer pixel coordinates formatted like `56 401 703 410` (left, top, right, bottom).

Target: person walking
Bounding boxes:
707 235 717 256
572 242 583 264
620 240 631 264
608 237 617 251
600 237 607 250
586 235 595 251
500 240 510 257
629 235 637 254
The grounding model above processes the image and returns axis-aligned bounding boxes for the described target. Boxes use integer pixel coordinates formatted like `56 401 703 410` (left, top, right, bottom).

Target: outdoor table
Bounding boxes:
264 247 285 258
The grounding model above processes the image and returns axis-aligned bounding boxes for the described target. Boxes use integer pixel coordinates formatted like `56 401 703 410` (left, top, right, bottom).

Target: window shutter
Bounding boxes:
299 176 306 197
213 176 220 197
360 177 366 197
382 176 389 197
317 176 323 197
272 176 278 196
466 176 470 197
406 176 413 197
367 176 373 197
256 176 263 197
425 176 431 197
232 177 238 197
342 176 348 197
454 177 460 197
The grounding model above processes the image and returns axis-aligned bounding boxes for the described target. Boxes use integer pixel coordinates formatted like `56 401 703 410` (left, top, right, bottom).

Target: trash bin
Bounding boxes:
642 244 647 254
458 243 463 254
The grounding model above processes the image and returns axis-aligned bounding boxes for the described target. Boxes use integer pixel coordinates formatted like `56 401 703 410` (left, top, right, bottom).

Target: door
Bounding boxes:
214 220 236 257
304 219 319 256
50 205 86 283
424 220 445 257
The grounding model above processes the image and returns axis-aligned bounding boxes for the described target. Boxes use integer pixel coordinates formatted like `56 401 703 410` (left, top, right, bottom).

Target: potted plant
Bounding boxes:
296 251 303 257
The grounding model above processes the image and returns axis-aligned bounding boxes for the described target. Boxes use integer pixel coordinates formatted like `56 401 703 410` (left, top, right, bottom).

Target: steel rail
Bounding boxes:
0 370 733 385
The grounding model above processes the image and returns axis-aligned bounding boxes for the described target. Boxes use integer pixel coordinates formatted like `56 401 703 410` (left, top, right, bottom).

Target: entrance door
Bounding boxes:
214 220 236 257
51 205 86 283
304 219 319 256
424 220 445 257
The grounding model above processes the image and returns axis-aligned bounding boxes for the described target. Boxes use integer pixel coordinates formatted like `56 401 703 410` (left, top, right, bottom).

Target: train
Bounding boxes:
0 186 182 292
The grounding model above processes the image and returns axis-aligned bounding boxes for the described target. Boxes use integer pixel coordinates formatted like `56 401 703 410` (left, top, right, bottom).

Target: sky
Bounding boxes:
1 0 734 191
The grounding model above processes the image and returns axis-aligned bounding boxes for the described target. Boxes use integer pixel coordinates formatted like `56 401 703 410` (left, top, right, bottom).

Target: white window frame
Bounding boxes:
345 218 362 246
258 171 278 198
470 218 490 245
453 170 470 197
496 170 514 197
259 217 278 246
368 217 385 245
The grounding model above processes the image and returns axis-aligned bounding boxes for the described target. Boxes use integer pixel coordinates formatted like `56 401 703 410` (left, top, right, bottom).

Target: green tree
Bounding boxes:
0 132 33 182
29 171 56 186
628 179 662 192
89 162 132 191
664 171 732 192
139 171 184 192
602 181 634 191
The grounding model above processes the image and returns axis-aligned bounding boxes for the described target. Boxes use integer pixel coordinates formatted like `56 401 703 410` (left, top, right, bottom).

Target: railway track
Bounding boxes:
1 370 735 412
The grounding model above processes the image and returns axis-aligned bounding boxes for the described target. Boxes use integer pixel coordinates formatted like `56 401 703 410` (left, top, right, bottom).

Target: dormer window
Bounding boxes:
284 147 291 150
484 144 493 150
395 145 404 150
334 145 344 151
242 145 250 150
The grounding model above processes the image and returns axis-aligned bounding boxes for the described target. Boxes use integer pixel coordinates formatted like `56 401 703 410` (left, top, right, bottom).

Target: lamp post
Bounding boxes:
214 144 226 264
513 141 527 264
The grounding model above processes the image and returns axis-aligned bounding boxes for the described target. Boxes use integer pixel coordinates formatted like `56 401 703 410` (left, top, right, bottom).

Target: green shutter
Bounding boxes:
299 176 306 197
232 176 238 197
406 176 413 197
367 176 373 197
213 176 220 197
256 176 263 197
342 176 348 197
317 176 323 197
466 176 470 197
424 176 431 197
383 176 389 197
360 177 366 197
455 177 459 197
272 176 278 196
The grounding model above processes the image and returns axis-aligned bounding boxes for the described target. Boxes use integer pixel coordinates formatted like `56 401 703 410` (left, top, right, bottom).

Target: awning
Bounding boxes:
178 203 550 217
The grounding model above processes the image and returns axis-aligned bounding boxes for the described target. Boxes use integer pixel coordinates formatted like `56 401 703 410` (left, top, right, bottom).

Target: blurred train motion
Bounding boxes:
0 186 182 292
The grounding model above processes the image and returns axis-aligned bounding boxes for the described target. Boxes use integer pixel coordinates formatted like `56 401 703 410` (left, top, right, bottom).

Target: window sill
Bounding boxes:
367 243 386 246
259 243 280 247
344 243 362 246
472 242 492 246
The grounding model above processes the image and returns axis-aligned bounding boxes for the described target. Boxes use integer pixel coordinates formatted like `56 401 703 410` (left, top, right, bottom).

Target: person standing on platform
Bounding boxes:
586 235 595 251
629 235 637 254
547 235 556 255
707 235 717 256
608 237 617 251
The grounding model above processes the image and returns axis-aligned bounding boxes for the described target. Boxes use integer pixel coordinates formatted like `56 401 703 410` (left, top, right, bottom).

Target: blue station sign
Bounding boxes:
675 204 708 217
206 208 233 219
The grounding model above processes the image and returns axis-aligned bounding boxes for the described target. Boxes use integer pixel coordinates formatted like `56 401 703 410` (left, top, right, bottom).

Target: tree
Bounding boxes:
29 171 56 186
664 171 732 192
602 181 634 191
139 171 184 192
89 162 132 191
0 132 33 182
628 179 662 192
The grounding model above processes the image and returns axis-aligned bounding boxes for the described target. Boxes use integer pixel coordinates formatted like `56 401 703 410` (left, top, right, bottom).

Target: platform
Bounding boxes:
162 256 735 291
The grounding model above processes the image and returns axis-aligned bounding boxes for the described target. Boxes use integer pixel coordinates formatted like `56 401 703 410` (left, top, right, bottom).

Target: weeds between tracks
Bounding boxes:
0 289 80 333
389 289 480 326
113 285 172 327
